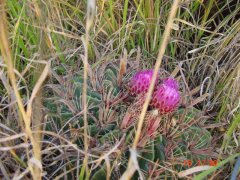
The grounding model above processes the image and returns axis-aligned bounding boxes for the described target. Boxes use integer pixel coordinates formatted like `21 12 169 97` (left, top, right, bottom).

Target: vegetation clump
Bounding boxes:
0 0 239 179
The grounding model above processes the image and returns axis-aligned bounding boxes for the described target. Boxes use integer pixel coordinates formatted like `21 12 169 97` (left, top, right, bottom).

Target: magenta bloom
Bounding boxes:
162 77 179 90
128 70 159 96
150 84 180 114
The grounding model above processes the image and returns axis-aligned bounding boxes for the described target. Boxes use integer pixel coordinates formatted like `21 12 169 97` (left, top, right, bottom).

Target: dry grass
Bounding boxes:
0 1 42 179
0 0 239 179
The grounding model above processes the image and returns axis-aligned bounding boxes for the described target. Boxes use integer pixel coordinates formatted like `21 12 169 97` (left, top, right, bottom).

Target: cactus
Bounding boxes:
44 60 214 179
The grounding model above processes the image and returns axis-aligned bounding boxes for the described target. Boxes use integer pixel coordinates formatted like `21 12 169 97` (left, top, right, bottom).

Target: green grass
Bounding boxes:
0 0 239 179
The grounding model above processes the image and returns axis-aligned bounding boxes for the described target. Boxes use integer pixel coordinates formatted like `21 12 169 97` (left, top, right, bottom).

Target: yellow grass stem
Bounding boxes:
30 0 52 160
0 1 42 179
81 0 96 179
120 0 180 179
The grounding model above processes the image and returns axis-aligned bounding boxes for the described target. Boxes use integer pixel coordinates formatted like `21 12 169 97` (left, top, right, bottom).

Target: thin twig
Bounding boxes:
81 0 96 179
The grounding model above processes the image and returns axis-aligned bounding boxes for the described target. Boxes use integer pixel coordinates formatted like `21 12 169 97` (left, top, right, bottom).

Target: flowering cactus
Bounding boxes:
128 70 159 96
151 84 180 114
46 59 213 180
162 77 179 90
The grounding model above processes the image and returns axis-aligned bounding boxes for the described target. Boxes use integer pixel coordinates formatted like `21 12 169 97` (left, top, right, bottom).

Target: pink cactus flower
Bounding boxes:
151 84 180 114
128 70 159 96
162 77 179 90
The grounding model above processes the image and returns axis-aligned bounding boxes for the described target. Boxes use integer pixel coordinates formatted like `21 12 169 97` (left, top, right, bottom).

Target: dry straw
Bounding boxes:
0 1 42 179
81 0 96 179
